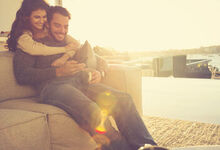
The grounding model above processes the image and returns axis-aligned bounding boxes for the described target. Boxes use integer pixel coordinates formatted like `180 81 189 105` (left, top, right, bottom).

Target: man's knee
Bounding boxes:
42 83 102 129
117 93 133 106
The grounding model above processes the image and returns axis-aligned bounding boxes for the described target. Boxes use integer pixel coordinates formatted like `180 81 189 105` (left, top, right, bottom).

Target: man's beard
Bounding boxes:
48 29 66 42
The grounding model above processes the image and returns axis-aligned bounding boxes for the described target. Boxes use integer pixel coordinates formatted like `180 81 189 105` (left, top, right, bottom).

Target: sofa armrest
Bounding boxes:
102 64 142 115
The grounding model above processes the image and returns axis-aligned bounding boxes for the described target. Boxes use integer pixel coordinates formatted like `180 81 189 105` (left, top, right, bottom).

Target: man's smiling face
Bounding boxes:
49 13 69 41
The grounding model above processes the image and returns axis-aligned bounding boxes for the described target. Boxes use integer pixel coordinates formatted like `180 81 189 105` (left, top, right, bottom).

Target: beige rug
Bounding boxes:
142 116 220 149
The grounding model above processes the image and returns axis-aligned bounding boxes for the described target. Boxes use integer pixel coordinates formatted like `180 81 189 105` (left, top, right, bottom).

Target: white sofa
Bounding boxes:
0 51 142 150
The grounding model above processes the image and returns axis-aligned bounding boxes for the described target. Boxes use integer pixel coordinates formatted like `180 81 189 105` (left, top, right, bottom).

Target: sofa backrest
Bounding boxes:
0 51 36 102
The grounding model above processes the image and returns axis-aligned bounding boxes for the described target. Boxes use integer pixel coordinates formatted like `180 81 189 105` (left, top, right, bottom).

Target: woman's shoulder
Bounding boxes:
17 30 33 41
22 30 33 36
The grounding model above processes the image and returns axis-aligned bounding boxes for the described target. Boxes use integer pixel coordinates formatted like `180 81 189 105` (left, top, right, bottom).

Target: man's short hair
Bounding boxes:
47 6 71 23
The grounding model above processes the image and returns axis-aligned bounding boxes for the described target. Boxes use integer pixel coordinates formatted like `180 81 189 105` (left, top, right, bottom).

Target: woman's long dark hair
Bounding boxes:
7 0 49 52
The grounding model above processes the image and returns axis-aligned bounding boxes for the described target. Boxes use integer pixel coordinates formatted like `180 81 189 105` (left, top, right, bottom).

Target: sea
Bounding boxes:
142 77 220 124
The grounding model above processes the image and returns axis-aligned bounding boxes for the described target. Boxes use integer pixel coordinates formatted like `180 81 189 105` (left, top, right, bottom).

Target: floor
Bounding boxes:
142 77 220 124
142 115 220 148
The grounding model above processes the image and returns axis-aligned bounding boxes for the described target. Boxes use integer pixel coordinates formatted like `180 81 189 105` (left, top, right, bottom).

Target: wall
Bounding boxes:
0 0 23 32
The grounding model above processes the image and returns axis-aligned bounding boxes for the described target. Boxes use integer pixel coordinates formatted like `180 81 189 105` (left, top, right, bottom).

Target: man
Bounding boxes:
13 6 168 150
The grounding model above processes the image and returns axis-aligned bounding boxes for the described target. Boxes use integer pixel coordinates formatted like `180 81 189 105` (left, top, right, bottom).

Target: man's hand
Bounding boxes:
55 60 85 77
89 70 102 84
96 56 108 78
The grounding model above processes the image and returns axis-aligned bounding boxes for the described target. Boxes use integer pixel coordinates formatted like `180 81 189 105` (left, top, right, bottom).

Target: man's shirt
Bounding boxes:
13 36 70 92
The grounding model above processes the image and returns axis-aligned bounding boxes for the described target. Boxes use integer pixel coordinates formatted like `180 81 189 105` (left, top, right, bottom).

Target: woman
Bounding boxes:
7 0 80 66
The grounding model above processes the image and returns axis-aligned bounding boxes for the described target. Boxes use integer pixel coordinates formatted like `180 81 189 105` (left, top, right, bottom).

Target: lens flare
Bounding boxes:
95 126 106 134
95 109 108 134
95 91 117 134
96 91 116 113
105 92 111 96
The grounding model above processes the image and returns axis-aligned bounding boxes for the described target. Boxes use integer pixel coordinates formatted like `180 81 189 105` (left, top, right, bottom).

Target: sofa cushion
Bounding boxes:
0 109 50 150
0 51 36 102
0 99 97 150
0 98 66 114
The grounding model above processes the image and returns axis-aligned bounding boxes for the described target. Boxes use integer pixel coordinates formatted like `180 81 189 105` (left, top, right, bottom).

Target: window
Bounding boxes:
47 0 56 6
61 0 220 52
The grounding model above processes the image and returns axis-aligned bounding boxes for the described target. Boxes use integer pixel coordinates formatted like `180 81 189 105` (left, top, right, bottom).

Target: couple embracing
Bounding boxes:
7 0 168 150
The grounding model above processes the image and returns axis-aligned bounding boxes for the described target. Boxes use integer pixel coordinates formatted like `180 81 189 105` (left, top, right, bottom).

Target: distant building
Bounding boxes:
152 54 213 78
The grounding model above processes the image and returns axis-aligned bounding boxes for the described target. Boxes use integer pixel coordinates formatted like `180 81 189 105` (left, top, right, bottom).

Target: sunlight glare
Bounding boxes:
63 0 220 52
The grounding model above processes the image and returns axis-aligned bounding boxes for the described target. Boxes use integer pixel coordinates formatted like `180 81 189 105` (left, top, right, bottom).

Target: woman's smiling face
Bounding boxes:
29 9 47 31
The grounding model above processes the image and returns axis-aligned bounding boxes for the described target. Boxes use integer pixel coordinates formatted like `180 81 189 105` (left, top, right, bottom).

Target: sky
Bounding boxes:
62 0 220 52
